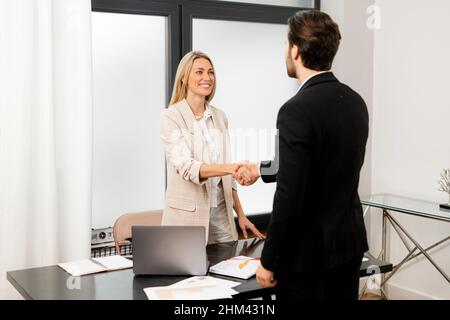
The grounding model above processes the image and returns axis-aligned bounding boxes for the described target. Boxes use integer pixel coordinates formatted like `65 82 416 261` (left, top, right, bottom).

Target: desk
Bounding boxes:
361 194 450 298
7 238 392 300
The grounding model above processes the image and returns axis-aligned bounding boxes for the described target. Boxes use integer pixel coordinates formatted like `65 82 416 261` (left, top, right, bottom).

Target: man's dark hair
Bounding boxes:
287 10 341 71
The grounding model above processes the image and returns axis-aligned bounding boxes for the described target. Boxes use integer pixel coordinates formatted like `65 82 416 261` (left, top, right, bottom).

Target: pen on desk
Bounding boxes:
238 260 250 269
229 257 260 260
230 258 260 269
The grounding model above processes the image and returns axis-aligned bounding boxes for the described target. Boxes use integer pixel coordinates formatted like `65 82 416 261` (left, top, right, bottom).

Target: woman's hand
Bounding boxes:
199 163 242 179
228 163 242 175
238 215 266 240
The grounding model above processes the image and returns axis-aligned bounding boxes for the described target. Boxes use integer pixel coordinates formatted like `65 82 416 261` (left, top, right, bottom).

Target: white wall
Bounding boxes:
371 0 450 299
324 0 450 299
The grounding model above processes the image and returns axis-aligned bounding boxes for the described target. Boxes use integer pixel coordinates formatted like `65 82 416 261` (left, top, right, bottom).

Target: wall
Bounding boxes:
371 0 450 299
324 0 450 299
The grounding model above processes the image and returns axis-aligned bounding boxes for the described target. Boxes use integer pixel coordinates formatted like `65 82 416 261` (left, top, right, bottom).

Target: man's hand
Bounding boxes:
234 162 260 186
256 264 277 288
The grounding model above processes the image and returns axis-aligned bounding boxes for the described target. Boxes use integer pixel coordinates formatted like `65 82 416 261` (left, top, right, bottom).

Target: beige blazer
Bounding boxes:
160 99 238 243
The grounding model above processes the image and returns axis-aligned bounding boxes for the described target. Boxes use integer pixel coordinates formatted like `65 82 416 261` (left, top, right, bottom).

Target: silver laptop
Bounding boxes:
132 225 209 276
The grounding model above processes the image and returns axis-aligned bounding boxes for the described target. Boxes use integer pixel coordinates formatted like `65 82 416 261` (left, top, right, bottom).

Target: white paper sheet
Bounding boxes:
170 276 241 289
143 275 241 300
144 284 238 300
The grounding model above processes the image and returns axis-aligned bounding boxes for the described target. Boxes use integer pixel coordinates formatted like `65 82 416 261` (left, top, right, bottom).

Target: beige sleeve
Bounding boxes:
160 111 206 185
232 178 238 191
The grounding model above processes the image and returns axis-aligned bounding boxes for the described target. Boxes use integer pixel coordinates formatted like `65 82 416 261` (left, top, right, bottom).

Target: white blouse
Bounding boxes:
194 106 222 208
194 106 234 244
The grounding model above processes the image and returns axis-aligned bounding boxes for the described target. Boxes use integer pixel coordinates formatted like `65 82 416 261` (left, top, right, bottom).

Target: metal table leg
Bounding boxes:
380 211 388 298
384 212 450 283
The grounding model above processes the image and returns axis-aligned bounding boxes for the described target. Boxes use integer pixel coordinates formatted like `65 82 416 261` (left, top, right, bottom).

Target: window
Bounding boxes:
192 18 298 214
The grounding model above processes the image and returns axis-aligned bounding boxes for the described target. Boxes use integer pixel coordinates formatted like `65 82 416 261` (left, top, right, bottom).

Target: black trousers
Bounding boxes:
275 255 363 300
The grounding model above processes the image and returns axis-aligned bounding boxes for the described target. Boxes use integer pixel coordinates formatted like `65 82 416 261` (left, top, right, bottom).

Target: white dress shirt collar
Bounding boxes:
194 104 213 121
296 70 331 93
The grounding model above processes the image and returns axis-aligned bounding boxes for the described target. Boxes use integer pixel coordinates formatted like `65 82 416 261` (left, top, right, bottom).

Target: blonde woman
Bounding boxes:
160 51 265 245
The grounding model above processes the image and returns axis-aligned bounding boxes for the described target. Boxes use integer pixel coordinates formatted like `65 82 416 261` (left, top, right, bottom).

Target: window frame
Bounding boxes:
182 1 318 54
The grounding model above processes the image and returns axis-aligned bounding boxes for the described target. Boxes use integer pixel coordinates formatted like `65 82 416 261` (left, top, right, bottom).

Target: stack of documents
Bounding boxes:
144 276 241 300
58 255 133 276
209 256 260 279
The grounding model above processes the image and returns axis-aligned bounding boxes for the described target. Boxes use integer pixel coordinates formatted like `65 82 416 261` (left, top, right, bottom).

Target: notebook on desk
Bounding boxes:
209 256 260 279
58 255 133 276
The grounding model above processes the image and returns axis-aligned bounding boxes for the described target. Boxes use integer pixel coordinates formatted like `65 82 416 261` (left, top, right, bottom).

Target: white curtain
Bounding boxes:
0 0 93 299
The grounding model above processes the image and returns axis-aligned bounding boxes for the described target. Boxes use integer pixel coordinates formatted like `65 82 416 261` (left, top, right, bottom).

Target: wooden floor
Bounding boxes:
360 292 385 300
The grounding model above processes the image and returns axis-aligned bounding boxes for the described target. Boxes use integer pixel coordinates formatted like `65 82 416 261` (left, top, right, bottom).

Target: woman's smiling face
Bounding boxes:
186 58 215 98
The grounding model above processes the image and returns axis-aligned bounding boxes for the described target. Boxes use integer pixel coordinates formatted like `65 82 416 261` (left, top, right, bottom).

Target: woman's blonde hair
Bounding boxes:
169 51 216 106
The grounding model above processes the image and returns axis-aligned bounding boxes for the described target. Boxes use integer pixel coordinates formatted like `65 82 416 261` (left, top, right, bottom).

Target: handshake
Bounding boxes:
230 162 261 186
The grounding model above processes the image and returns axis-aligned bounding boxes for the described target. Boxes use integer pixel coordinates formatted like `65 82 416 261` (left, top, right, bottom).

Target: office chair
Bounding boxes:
113 209 163 255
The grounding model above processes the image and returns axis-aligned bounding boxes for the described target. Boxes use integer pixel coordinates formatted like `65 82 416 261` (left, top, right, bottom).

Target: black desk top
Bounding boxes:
7 238 392 300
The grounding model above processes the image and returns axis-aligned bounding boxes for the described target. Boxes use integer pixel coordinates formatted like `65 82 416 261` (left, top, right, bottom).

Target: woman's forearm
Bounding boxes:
232 190 245 218
199 163 238 179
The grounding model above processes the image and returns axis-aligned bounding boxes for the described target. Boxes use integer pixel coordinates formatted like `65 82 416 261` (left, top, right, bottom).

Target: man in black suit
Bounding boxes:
235 10 369 300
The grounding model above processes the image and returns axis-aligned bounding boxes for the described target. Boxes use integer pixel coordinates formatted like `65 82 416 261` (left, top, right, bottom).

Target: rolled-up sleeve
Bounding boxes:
231 178 238 191
160 111 206 185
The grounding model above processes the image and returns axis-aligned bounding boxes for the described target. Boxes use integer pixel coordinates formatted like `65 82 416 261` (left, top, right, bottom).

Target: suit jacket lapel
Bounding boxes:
176 99 209 163
177 99 196 134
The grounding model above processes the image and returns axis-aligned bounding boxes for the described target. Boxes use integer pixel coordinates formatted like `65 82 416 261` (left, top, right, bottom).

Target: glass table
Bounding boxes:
360 194 450 299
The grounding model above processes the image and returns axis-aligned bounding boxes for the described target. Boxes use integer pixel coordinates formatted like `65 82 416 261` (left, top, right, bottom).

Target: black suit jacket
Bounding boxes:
260 72 369 273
